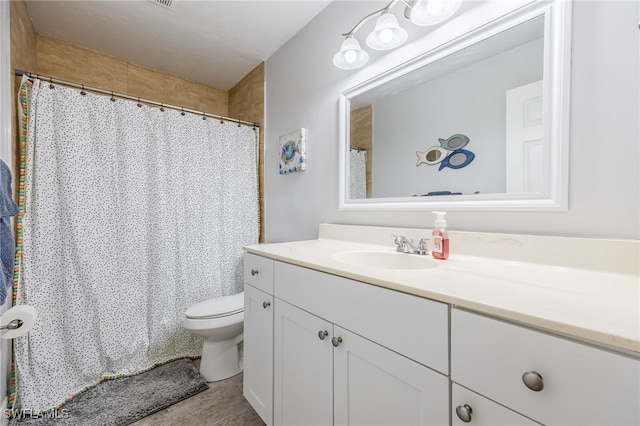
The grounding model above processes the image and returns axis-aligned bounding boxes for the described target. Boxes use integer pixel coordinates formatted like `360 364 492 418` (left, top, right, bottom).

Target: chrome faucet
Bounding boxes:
393 235 430 255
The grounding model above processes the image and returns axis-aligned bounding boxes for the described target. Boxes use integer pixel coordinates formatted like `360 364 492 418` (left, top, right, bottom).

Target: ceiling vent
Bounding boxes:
150 0 177 11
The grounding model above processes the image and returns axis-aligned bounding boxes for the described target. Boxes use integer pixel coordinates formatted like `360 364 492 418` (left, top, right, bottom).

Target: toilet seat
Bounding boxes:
185 292 244 319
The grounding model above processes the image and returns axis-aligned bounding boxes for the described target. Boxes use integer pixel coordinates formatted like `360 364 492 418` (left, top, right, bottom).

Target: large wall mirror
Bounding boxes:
339 0 572 211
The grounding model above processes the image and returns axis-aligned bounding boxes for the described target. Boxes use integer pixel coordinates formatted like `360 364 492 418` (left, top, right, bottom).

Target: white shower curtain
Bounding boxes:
14 76 259 412
349 149 367 199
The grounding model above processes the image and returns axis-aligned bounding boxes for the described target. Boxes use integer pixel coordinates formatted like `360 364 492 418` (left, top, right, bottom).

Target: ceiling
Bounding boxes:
25 0 333 90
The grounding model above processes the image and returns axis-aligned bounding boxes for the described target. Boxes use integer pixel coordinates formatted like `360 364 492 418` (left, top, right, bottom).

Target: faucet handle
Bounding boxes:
416 238 431 255
393 234 412 253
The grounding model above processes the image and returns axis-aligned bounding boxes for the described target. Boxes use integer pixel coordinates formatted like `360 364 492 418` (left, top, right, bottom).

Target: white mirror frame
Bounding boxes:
338 0 572 212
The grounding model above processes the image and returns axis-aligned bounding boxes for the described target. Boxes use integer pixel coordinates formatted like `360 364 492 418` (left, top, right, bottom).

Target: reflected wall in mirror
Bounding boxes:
339 0 572 211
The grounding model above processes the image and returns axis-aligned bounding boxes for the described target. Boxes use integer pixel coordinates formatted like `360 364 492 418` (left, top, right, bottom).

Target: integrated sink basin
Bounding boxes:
331 250 439 270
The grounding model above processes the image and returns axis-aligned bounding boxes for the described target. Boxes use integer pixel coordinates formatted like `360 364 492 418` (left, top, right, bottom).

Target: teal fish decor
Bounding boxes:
438 134 469 151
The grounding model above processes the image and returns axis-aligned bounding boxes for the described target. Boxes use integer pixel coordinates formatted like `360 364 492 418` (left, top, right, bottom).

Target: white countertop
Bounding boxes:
245 226 640 355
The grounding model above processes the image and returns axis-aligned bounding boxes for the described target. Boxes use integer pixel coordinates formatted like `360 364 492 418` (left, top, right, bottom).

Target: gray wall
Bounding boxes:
265 0 639 242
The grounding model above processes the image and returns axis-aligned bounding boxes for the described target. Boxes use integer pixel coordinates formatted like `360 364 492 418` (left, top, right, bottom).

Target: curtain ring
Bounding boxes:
160 103 165 112
80 85 86 96
110 91 116 102
48 76 54 89
181 107 185 116
202 112 206 121
137 98 142 108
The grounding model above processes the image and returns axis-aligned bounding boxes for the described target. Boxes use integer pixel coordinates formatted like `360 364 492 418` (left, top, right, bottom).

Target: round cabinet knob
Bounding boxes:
455 404 473 423
522 371 544 392
250 269 259 276
262 301 270 309
331 336 343 347
318 330 328 340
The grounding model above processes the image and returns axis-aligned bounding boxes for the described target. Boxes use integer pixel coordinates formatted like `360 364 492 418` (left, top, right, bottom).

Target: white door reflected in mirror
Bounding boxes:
506 80 544 193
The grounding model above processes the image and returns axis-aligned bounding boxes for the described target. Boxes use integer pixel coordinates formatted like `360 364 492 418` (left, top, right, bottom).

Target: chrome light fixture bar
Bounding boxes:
333 0 462 70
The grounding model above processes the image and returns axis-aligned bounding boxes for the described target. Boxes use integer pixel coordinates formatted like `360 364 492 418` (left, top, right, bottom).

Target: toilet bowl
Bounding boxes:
183 291 244 382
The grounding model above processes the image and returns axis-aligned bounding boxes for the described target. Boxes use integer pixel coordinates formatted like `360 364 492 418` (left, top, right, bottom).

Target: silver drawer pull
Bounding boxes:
318 330 328 340
250 269 259 276
262 301 270 309
331 336 343 347
455 404 473 423
522 371 544 391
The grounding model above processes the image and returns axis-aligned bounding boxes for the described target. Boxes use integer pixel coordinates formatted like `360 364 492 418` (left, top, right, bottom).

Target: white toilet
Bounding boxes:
183 291 244 382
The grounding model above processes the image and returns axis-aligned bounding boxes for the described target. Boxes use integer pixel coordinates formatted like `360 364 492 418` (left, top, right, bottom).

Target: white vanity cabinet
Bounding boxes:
273 261 449 426
243 251 640 426
243 254 275 426
451 308 640 426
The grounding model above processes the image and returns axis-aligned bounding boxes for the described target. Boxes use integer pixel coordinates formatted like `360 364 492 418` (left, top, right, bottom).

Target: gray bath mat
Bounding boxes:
9 358 209 426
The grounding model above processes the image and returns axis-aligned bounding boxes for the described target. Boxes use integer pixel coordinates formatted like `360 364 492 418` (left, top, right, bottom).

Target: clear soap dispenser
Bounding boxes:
431 211 449 260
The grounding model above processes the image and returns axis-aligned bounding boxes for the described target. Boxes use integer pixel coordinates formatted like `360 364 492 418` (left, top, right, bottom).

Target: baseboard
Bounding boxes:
1 396 8 426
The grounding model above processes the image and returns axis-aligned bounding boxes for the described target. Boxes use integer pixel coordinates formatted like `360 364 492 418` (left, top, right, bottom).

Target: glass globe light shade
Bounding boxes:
366 13 408 50
410 0 462 26
333 37 369 70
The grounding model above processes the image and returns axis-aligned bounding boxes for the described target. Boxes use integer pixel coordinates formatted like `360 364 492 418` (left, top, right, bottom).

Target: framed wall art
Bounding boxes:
279 128 306 174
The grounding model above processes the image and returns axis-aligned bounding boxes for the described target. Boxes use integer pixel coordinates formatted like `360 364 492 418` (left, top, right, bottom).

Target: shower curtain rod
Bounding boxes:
14 69 260 128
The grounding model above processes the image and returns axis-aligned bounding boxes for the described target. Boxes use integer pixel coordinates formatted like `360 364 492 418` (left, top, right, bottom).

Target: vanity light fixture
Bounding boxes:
333 0 462 70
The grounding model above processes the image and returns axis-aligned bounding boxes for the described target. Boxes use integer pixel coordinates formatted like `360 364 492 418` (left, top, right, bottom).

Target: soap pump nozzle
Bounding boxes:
432 211 447 229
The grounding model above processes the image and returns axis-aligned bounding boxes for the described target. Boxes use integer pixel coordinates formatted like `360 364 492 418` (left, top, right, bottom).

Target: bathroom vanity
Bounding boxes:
242 224 639 426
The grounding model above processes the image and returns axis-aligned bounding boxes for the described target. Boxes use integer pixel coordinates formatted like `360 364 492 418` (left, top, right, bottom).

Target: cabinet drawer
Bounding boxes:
452 384 540 426
243 253 274 294
451 308 640 425
275 261 449 374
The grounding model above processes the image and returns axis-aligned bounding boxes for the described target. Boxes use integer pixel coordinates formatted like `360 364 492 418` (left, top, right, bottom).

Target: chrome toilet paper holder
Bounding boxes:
0 305 38 339
0 319 23 330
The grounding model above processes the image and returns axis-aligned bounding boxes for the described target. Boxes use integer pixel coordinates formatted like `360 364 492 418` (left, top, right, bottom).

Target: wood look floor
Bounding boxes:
130 370 265 426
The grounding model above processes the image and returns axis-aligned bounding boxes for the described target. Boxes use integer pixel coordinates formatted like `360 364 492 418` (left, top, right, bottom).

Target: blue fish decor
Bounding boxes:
281 140 298 163
438 149 475 171
416 133 475 171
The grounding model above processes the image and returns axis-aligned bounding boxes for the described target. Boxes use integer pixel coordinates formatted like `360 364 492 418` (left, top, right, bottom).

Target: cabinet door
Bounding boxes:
334 327 449 426
452 384 540 426
274 300 333 426
243 284 274 425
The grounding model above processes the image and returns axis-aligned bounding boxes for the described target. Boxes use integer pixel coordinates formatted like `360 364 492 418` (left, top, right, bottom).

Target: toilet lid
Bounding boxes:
185 292 244 319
